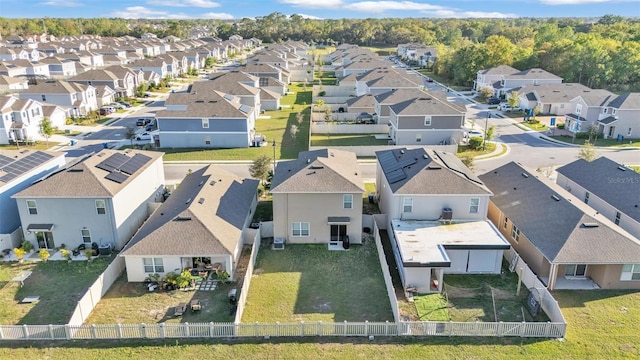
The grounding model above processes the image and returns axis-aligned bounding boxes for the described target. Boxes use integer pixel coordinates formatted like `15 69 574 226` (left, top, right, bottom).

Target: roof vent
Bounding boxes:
551 195 560 201
582 222 599 228
198 198 205 204
175 216 192 221
199 180 204 186
210 180 216 186
400 150 405 154
423 154 429 159
306 159 311 164
617 166 627 171
521 173 529 178
185 198 192 204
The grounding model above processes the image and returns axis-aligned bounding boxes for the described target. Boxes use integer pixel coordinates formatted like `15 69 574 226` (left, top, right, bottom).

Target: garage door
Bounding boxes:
446 250 469 273
468 250 498 273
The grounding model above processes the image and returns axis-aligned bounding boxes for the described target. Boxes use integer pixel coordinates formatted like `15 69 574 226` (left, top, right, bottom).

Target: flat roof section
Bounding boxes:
391 220 510 267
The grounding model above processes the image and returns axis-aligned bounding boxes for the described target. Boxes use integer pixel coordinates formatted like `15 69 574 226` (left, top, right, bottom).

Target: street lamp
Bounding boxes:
483 112 491 151
272 140 277 171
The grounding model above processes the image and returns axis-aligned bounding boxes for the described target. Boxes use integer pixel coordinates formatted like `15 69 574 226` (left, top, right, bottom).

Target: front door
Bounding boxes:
565 264 587 278
330 225 347 241
36 231 55 249
608 126 615 138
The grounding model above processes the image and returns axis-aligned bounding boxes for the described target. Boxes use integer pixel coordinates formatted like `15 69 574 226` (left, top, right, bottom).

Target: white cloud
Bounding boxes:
279 0 345 9
539 0 632 4
427 9 519 18
39 0 83 6
201 12 235 19
146 0 221 7
345 1 446 13
111 6 177 19
293 13 324 19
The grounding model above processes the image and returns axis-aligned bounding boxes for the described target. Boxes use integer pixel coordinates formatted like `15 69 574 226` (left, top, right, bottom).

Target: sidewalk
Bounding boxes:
475 141 508 161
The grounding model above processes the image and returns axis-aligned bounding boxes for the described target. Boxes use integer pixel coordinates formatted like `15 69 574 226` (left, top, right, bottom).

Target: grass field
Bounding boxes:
242 241 392 323
0 257 112 325
522 121 548 131
310 134 389 146
161 83 311 161
0 142 59 151
457 143 496 158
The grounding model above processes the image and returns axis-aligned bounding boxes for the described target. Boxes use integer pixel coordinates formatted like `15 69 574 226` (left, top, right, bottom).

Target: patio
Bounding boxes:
541 276 600 290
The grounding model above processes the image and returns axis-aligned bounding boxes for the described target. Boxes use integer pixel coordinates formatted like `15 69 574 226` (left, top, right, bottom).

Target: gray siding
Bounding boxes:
399 115 463 130
159 132 249 148
158 118 247 132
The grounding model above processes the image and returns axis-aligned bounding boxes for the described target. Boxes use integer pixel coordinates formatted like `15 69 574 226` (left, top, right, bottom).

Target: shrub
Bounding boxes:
318 91 326 96
39 248 50 262
84 248 94 260
60 249 71 261
557 123 565 129
21 240 34 252
14 247 26 261
468 136 484 150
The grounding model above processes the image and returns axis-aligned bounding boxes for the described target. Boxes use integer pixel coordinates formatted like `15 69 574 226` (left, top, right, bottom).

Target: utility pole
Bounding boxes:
483 112 491 151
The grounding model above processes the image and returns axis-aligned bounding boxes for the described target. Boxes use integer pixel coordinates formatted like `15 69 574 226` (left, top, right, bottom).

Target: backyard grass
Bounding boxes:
548 135 640 147
310 134 389 146
414 263 547 323
85 274 236 324
362 182 380 215
314 71 337 85
242 240 392 323
0 142 58 150
160 83 311 161
416 70 472 91
251 199 273 223
0 256 113 325
456 143 497 159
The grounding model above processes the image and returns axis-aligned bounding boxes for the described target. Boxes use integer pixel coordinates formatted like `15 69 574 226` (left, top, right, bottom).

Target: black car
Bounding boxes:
487 97 501 105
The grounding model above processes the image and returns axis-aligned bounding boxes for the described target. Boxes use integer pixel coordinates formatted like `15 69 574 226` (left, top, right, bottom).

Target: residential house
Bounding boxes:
131 58 168 79
13 149 165 251
355 68 422 96
376 147 506 293
479 162 640 290
474 66 563 98
0 96 45 143
517 83 592 115
120 165 259 282
41 103 68 128
69 68 135 98
597 93 640 139
0 150 65 252
271 149 365 247
0 62 27 77
563 89 615 134
257 76 287 95
259 88 281 110
19 80 97 117
106 65 145 90
94 85 117 107
243 63 290 84
38 57 77 78
9 59 50 78
0 48 31 61
556 157 640 240
345 94 376 117
0 75 29 93
155 91 256 148
197 73 261 113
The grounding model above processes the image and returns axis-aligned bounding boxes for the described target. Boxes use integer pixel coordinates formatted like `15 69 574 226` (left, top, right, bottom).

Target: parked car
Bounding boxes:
500 103 523 112
118 101 132 108
143 92 151 98
99 108 112 116
110 103 125 110
135 130 158 141
426 78 434 83
487 97 501 105
136 118 152 126
464 129 484 138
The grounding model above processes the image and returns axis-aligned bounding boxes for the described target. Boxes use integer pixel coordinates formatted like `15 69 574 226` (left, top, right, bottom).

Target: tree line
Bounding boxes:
1 14 638 90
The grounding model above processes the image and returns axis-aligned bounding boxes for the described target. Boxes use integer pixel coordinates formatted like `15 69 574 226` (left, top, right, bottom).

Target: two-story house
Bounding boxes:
38 57 77 78
13 149 165 251
131 58 168 79
19 80 98 117
197 74 261 114
474 66 563 98
597 93 640 139
376 148 508 293
155 91 256 148
563 89 615 134
69 68 135 98
355 68 422 96
10 59 50 78
0 96 46 143
480 161 640 290
271 149 365 248
556 157 640 240
0 150 65 252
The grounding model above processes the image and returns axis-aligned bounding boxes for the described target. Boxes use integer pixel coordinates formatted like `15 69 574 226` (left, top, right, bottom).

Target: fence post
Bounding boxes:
385 321 389 336
116 323 122 339
0 326 4 340
254 322 259 337
300 321 304 336
22 324 29 339
520 321 526 337
140 323 146 338
318 321 322 336
498 321 503 337
159 323 165 339
365 321 369 336
184 322 190 337
48 324 54 340
209 322 215 338
276 322 280 337
64 324 70 340
91 324 97 339
344 320 347 336
545 321 551 337
448 321 453 337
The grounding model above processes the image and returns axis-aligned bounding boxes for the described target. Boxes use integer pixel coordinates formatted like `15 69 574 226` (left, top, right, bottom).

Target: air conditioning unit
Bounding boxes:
273 238 285 250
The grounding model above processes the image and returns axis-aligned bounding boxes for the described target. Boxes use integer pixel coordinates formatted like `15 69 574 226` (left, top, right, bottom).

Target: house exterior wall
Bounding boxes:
403 267 432 293
261 99 279 111
556 173 640 239
599 108 639 139
273 192 363 244
124 254 232 282
393 128 462 145
158 117 252 148
112 157 165 249
48 108 68 128
587 264 640 290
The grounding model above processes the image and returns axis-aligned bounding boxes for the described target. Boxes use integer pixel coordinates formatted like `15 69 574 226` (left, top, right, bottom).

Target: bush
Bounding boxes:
468 136 484 150
21 240 34 252
557 123 565 129
318 91 326 96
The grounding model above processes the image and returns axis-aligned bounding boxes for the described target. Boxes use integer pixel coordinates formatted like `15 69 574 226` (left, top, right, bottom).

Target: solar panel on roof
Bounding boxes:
387 168 406 184
0 155 13 168
223 93 234 101
0 151 54 182
119 153 152 175
397 157 417 169
239 105 251 114
96 153 129 172
105 171 129 184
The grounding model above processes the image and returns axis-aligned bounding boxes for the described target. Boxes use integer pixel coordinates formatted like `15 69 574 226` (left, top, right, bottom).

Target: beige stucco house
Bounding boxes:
271 149 365 247
480 162 640 290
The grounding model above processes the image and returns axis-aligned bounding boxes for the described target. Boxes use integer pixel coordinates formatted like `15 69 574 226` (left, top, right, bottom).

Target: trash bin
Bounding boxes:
343 236 350 250
70 140 76 146
368 193 375 203
103 142 109 149
228 289 237 305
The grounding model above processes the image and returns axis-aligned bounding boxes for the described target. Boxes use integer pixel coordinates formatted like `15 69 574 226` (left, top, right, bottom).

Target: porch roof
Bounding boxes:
27 223 54 231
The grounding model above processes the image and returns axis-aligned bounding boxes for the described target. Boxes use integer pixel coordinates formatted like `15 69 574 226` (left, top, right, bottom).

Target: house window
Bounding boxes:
424 115 432 126
469 198 479 213
503 216 508 229
628 128 632 136
603 108 608 114
27 200 37 215
511 225 520 242
620 264 640 281
612 109 617 115
291 222 310 237
143 258 164 273
204 136 211 145
81 229 91 243
565 264 587 277
41 95 46 102
343 194 353 209
584 192 590 204
416 133 422 142
96 200 106 214
615 211 621 225
560 104 564 109
403 198 413 213
576 104 582 114
202 119 209 128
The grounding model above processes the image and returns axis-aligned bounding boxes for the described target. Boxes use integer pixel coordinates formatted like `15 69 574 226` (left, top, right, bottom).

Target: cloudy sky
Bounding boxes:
2 0 638 19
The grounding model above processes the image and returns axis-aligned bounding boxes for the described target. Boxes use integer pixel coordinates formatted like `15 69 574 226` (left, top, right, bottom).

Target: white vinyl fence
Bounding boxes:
503 248 566 324
373 218 400 322
0 320 565 340
234 232 261 323
68 257 126 326
311 122 389 133
308 144 458 157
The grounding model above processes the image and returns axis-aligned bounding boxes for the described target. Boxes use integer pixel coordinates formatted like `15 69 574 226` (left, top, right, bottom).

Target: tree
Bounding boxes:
577 141 599 162
485 125 495 142
507 91 519 109
324 108 331 122
468 136 483 150
478 86 493 100
135 83 147 98
125 126 137 145
205 57 215 68
585 124 599 144
39 116 53 147
264 170 274 190
290 124 299 142
249 155 271 185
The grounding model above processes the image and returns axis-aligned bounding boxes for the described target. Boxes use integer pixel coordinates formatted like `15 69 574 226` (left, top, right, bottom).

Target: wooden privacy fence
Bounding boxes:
0 321 565 340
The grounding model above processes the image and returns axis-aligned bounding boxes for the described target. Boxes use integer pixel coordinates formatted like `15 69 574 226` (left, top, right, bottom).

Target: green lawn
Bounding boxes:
0 257 113 325
0 142 59 151
310 134 389 146
414 294 449 321
251 199 273 223
522 121 548 131
548 136 640 147
456 143 497 159
314 71 337 85
242 241 392 323
85 274 236 324
161 83 311 161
